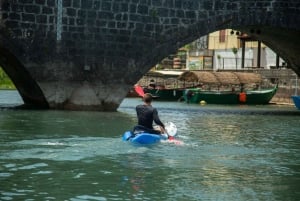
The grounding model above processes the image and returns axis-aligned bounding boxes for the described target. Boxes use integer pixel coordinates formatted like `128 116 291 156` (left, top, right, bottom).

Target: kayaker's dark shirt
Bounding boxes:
136 104 164 130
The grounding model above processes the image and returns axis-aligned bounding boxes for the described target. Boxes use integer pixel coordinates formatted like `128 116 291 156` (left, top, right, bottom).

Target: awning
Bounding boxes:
178 71 262 85
145 70 184 78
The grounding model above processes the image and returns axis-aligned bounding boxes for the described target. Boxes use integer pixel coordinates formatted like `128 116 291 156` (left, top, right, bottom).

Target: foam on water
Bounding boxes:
0 137 150 161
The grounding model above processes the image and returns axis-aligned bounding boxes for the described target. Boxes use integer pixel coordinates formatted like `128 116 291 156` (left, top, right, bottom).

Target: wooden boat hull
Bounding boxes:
184 86 278 105
244 88 278 104
292 96 300 110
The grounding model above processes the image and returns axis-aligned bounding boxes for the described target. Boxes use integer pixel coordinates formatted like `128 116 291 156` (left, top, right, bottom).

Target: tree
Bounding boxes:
0 67 15 89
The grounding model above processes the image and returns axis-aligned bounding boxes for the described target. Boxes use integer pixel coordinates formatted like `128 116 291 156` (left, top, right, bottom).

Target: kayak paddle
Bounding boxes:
165 122 177 137
134 84 145 97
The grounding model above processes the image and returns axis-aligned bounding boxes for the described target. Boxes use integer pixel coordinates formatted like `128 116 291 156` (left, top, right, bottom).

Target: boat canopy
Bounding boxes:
145 70 184 78
178 71 263 85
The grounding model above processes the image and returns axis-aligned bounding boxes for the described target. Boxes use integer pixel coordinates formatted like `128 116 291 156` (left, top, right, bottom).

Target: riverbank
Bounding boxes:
0 87 16 90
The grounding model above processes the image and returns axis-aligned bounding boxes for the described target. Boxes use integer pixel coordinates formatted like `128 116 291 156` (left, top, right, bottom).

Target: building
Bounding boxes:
208 29 285 70
157 29 286 71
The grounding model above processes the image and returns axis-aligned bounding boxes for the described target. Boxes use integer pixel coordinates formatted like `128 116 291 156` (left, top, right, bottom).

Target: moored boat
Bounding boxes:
183 86 278 105
127 70 188 101
143 88 184 101
244 87 278 104
292 95 300 110
179 71 278 105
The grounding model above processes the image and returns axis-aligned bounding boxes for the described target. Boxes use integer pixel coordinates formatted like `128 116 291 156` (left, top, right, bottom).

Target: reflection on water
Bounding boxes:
0 90 300 200
0 90 23 107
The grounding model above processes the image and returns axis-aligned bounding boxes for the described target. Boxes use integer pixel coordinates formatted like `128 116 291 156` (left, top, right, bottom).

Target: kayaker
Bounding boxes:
135 93 165 134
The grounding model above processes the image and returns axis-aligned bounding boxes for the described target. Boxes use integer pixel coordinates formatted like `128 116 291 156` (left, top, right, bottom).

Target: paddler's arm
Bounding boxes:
153 108 166 133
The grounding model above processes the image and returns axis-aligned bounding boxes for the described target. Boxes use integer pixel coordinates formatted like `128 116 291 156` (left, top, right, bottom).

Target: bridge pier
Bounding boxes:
38 81 130 111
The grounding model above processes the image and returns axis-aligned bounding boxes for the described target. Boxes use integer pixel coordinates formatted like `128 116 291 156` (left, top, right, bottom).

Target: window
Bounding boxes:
219 30 226 43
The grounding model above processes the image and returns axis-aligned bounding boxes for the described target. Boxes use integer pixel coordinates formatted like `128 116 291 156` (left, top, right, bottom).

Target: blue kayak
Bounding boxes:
122 131 168 144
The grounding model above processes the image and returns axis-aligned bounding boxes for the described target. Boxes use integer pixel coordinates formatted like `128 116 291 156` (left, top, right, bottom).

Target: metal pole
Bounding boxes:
223 58 224 69
257 41 261 68
276 54 280 69
241 40 245 69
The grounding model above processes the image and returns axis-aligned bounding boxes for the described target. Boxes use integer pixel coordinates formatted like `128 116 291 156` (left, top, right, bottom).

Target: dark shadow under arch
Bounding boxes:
0 47 49 109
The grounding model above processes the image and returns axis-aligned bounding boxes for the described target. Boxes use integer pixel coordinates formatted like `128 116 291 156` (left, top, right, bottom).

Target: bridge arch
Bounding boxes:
0 35 48 109
136 9 300 77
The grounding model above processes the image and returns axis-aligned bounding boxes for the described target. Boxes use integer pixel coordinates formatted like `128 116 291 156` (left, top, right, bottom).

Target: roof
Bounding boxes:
178 71 263 85
145 70 184 77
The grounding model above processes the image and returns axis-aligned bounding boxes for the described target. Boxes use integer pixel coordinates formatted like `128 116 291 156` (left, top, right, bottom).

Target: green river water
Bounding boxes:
0 90 299 201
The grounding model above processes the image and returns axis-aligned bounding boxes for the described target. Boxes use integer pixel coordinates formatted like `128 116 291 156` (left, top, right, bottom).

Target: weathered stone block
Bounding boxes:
82 0 93 9
36 15 47 23
42 6 53 14
9 13 20 20
129 4 136 13
67 8 76 17
152 0 162 6
36 0 46 6
62 0 71 7
98 11 114 20
102 2 112 11
24 5 40 14
137 5 148 15
20 0 34 4
22 13 35 22
46 0 55 7
157 8 169 17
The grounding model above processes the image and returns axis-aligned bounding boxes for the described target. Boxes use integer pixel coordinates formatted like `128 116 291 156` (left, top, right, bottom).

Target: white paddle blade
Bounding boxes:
165 122 177 136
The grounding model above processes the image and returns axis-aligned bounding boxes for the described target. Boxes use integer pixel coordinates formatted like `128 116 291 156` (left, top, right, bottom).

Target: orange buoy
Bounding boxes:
239 92 247 103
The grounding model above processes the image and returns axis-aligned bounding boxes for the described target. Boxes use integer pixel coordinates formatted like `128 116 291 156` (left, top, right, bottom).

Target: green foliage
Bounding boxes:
232 47 238 55
231 47 238 70
184 44 192 50
0 67 16 89
150 8 158 18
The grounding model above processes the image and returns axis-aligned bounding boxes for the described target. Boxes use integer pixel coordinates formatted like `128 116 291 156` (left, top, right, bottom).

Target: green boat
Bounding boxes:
179 71 278 105
183 85 278 105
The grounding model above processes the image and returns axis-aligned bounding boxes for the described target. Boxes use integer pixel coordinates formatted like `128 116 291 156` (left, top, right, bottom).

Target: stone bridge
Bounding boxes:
0 0 299 111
